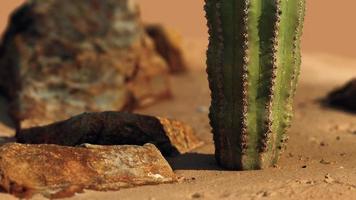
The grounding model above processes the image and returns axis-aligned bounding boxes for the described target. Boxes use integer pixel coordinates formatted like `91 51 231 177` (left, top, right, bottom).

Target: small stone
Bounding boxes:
191 192 203 199
305 180 316 185
256 191 272 198
177 176 186 183
336 136 341 140
298 179 316 185
196 106 209 114
302 165 307 168
320 159 332 165
324 174 334 184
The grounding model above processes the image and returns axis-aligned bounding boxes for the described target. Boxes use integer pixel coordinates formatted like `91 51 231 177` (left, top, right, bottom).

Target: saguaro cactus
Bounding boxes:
205 0 306 170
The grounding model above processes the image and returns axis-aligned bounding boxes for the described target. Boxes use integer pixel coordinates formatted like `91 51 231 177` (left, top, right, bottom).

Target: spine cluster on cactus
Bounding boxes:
205 0 306 170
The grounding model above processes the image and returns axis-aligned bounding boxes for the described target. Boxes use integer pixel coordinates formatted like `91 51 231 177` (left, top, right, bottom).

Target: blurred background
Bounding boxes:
1 0 356 58
0 1 356 199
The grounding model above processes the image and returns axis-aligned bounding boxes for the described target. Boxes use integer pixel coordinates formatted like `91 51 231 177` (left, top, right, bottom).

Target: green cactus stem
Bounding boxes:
205 0 305 170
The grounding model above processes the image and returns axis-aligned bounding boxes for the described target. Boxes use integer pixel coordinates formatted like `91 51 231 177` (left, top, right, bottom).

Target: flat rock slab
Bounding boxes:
16 111 203 156
0 143 177 199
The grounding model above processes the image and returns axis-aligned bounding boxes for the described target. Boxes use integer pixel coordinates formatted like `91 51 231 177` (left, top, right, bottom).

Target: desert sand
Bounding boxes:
1 1 356 200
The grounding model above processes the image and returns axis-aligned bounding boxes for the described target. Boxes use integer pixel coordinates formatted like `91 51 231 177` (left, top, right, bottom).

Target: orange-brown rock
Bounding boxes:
16 111 203 156
0 143 177 199
0 0 171 130
146 24 187 73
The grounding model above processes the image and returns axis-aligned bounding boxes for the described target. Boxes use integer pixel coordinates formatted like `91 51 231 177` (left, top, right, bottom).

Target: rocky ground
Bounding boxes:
1 38 356 199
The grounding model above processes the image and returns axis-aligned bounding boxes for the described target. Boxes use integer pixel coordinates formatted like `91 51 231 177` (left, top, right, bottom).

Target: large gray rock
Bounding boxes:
0 0 171 129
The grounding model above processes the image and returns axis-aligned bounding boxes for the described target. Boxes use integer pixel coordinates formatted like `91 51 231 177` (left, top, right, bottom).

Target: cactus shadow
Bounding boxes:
167 153 221 171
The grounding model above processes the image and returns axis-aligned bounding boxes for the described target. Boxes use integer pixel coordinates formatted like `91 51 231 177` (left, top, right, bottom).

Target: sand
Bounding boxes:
3 0 356 57
1 1 356 200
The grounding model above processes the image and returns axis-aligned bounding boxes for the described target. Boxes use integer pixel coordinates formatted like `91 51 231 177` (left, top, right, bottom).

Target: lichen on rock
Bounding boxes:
0 0 171 129
0 143 177 199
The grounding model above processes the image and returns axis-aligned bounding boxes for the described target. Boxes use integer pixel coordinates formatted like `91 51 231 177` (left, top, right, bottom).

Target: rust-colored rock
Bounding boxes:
325 78 356 112
146 24 187 73
16 111 203 156
0 143 177 199
0 0 170 130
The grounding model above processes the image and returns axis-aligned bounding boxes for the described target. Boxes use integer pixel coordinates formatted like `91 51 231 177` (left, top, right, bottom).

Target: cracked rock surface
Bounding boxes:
0 143 177 199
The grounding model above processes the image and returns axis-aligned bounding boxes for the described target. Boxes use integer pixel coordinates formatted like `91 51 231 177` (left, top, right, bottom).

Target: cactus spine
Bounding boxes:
205 0 305 170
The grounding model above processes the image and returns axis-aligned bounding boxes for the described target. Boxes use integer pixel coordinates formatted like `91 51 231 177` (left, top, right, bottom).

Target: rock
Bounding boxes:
320 159 332 165
0 143 177 199
16 111 203 156
324 173 334 184
191 192 204 199
325 78 356 112
0 96 15 137
146 24 187 73
0 0 171 129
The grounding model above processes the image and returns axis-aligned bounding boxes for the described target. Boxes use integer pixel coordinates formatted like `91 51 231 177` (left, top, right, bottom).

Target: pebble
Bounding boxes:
324 174 334 184
191 192 204 199
196 106 209 114
256 191 273 198
320 141 327 146
320 159 332 165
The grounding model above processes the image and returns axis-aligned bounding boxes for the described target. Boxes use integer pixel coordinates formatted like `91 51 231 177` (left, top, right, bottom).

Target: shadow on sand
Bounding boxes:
167 153 221 171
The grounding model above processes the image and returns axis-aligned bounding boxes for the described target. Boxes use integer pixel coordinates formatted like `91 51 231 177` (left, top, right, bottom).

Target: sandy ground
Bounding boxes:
0 38 356 199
